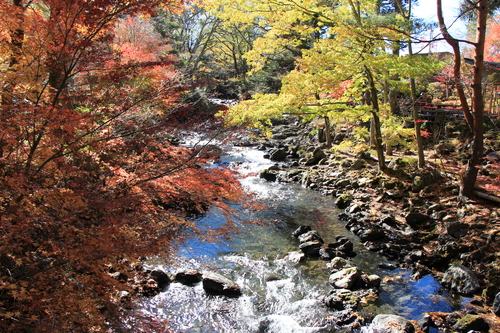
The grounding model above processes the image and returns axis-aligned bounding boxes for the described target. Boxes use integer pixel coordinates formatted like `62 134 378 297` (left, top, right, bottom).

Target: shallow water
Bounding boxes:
140 147 462 332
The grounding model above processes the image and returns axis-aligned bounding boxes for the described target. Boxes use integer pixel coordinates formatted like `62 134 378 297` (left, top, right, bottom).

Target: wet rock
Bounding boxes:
417 314 433 333
323 289 359 311
176 269 202 285
260 169 277 182
319 247 336 261
328 257 353 272
493 292 500 316
202 272 241 297
269 148 287 162
328 237 354 254
329 267 361 289
452 314 489 333
364 314 415 333
442 264 481 295
149 269 171 289
357 274 381 289
284 251 305 264
299 240 322 256
298 230 324 244
291 225 312 238
378 263 398 270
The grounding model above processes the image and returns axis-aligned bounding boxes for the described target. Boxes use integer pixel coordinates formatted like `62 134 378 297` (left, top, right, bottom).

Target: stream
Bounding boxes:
140 146 465 332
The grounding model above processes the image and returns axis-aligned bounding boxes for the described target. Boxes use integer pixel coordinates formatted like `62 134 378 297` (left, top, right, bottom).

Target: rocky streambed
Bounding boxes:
243 117 500 332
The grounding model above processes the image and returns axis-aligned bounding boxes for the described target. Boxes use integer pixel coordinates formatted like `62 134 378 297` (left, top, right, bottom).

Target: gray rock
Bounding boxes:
493 292 500 316
442 264 481 295
298 240 322 256
269 148 287 162
202 272 241 296
298 230 324 244
328 257 352 272
291 225 312 238
329 267 361 289
284 251 305 264
363 314 415 333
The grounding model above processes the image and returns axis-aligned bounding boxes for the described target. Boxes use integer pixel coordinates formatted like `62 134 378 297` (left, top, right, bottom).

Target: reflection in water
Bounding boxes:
140 148 461 332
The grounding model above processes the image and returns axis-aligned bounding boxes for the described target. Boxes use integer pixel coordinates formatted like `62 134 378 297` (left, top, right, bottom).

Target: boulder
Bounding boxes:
175 269 202 285
202 272 241 297
329 267 361 289
441 264 481 295
328 257 353 272
269 148 287 162
260 169 277 182
284 251 305 264
298 240 322 256
291 225 312 238
149 269 171 289
364 314 415 333
452 314 489 333
298 230 324 244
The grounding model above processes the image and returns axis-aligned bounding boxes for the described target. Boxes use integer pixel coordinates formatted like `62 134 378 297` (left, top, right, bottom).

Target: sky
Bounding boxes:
411 0 468 53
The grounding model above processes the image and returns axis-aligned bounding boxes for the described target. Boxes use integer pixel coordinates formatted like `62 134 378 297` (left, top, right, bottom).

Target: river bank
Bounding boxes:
240 116 500 332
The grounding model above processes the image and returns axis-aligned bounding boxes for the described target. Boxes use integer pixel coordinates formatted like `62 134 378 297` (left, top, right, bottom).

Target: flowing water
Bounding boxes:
140 147 464 332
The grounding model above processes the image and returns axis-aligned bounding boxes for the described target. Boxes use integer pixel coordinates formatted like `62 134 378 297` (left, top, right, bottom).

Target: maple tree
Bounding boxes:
207 0 441 171
437 0 491 199
0 0 246 331
485 13 500 62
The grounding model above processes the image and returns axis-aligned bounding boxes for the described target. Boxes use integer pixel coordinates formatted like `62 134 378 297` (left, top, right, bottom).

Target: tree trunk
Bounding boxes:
460 0 487 198
324 115 333 148
365 67 386 172
408 42 425 168
437 0 487 199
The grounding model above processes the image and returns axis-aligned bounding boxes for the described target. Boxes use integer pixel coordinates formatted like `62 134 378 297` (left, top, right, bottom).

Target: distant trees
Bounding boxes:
0 0 244 331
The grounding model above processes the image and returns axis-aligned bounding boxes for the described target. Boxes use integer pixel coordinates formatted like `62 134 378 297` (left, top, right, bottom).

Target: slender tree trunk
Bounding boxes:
460 0 487 198
365 67 386 172
324 115 332 148
408 41 425 168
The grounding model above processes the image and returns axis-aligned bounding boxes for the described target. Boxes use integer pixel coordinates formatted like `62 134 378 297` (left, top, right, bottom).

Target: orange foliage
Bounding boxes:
0 0 245 331
485 14 500 62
